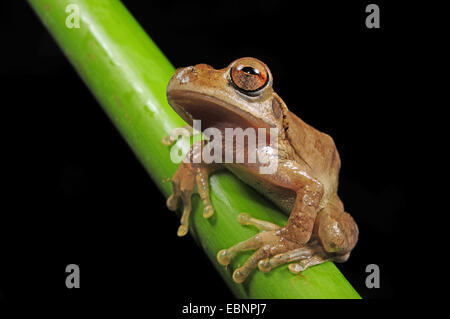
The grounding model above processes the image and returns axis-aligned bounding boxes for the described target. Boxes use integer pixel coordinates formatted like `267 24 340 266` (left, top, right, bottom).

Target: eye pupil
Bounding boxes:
240 66 259 76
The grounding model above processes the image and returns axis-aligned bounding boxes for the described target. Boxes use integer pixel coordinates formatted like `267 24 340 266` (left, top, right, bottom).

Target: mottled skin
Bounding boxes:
165 58 358 283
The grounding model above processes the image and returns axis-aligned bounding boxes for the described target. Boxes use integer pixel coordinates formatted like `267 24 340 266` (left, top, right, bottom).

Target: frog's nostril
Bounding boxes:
172 68 184 79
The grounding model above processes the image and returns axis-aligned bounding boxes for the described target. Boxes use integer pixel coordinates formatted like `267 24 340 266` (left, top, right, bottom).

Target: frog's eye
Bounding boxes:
230 58 269 94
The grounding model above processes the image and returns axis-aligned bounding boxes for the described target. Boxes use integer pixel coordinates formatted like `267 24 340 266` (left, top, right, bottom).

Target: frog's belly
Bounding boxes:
225 164 296 215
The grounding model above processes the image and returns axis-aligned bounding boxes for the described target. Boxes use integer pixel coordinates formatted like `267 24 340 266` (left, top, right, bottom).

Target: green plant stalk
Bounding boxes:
28 0 360 299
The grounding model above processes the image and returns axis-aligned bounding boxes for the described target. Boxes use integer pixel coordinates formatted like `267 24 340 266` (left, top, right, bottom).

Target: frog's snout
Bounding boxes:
168 66 194 87
169 63 215 90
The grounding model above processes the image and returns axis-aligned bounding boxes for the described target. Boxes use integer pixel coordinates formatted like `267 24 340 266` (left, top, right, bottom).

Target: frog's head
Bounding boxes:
167 57 285 131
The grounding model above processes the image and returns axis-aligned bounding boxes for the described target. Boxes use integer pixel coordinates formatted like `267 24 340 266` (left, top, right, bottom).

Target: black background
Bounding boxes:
0 0 421 313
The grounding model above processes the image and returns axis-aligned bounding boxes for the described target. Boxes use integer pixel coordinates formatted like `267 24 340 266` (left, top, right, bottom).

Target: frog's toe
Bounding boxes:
257 258 272 273
288 255 327 274
166 193 178 211
162 125 194 146
232 268 250 284
231 246 273 283
167 177 181 212
288 262 306 274
237 213 281 231
217 249 232 266
195 168 214 219
176 189 193 237
162 135 176 146
177 223 189 237
203 204 214 219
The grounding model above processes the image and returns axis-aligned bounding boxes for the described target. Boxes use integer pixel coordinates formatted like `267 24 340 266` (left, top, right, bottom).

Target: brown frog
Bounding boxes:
165 57 358 283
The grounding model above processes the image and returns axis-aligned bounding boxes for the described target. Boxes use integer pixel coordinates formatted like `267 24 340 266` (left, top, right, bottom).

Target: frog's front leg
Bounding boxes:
167 141 222 236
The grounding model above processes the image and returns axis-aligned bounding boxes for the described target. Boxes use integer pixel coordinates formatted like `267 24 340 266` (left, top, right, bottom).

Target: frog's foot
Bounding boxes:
217 214 329 283
167 162 215 237
161 125 194 146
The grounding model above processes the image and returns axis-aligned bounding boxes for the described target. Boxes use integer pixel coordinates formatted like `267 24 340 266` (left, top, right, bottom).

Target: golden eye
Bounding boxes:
230 58 269 94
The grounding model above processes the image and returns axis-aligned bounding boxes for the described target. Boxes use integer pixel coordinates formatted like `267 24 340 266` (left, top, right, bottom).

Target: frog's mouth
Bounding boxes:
167 90 271 131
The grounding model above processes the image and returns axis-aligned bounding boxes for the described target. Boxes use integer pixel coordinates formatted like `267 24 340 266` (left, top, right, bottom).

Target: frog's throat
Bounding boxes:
167 90 272 131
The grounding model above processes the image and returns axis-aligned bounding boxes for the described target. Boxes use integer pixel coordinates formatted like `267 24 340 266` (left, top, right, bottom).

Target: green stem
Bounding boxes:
28 0 360 299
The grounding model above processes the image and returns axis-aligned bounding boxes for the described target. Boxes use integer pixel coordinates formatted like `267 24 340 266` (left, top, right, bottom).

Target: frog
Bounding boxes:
165 57 358 283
